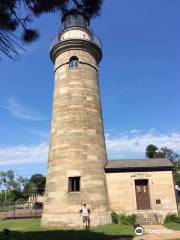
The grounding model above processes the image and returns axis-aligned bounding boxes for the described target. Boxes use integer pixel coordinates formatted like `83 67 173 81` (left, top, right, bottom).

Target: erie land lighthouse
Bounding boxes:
41 12 178 228
41 12 112 227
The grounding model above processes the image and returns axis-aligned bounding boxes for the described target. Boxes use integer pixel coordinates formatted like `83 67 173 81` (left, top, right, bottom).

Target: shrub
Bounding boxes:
111 212 136 225
15 198 26 204
111 211 119 224
119 213 136 225
165 214 180 224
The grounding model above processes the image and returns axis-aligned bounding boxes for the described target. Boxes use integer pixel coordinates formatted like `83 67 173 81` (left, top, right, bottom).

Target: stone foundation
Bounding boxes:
41 212 112 228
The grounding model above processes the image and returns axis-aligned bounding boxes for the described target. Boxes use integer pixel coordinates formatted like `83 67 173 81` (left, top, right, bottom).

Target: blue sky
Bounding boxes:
0 0 180 178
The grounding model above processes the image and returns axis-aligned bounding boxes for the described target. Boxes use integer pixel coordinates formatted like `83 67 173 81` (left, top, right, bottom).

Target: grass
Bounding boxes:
0 206 13 212
111 212 136 225
164 213 180 232
0 218 135 240
165 221 180 231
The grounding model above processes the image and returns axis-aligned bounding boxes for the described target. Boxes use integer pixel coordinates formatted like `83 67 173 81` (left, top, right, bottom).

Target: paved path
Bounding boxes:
134 225 180 240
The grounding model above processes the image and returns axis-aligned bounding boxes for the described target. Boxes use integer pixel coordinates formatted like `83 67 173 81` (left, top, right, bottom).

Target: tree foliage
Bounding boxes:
160 147 180 167
0 169 27 202
0 170 46 202
23 180 37 197
146 144 180 163
145 144 158 158
145 144 180 186
0 0 103 59
24 173 46 195
174 172 180 187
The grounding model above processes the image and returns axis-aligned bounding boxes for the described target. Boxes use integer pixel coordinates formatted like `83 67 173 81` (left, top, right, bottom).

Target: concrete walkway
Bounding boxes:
134 225 180 240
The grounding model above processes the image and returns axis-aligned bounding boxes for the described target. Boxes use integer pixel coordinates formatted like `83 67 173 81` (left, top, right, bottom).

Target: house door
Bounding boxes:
135 179 151 210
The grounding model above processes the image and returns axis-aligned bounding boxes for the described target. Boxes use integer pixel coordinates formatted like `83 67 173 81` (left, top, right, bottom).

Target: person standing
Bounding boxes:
80 202 91 229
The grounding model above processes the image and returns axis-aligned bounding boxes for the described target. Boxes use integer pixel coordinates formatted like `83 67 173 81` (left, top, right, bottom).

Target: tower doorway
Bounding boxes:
135 179 151 210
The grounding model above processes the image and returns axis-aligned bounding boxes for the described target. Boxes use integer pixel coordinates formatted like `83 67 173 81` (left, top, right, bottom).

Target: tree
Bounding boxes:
0 170 18 191
0 0 103 59
174 172 180 186
0 170 46 201
0 171 7 189
146 144 180 163
6 170 19 191
23 173 46 196
160 147 180 167
30 174 46 194
0 170 28 202
159 147 180 186
145 144 180 186
17 176 29 190
23 180 37 197
146 144 158 158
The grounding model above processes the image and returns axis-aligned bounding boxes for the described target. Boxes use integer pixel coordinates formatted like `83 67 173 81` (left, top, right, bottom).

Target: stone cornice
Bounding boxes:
54 60 98 72
50 39 102 64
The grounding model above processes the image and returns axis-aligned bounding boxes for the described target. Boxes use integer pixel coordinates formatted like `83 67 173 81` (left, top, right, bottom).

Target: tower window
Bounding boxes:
69 56 79 68
68 177 80 192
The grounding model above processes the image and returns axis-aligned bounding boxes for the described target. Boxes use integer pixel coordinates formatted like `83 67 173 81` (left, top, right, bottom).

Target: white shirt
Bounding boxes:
80 206 90 216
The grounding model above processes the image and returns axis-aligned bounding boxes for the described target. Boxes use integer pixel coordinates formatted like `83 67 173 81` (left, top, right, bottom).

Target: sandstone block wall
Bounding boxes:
106 171 178 217
41 49 111 227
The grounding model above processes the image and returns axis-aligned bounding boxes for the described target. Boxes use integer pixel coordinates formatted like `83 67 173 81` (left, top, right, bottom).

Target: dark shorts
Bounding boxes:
83 216 90 223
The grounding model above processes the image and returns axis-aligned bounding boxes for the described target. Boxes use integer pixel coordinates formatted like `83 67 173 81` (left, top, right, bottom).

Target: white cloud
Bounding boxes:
130 129 141 134
0 129 180 166
106 130 180 159
0 143 48 166
2 98 47 121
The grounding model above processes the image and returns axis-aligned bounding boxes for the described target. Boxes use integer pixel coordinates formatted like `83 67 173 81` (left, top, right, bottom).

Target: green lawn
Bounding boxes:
165 222 180 231
164 222 180 240
164 212 180 232
0 218 135 240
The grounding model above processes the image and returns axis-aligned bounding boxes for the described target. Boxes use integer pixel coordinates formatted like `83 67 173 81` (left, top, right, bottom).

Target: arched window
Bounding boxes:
69 56 79 68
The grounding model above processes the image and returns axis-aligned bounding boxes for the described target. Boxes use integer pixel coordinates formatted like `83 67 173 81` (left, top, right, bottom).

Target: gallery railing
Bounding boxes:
50 28 102 51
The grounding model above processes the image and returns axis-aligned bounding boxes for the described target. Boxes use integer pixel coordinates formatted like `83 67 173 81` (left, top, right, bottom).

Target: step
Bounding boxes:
136 213 163 225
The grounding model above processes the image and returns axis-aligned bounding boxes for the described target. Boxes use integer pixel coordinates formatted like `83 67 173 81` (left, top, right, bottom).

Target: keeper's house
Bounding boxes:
105 158 178 223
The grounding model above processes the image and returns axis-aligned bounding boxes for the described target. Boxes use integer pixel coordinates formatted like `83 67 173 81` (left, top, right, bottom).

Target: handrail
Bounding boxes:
50 31 102 51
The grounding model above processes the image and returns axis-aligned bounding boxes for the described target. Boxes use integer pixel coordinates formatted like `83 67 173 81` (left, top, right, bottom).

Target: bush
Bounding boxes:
111 212 119 224
119 213 136 225
165 214 180 224
15 198 26 204
111 212 136 225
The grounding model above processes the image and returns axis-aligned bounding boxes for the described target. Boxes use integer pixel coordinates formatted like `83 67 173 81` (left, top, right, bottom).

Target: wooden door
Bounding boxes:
135 179 151 210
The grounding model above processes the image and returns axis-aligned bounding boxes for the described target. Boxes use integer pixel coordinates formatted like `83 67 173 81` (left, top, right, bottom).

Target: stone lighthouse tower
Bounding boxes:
41 12 111 227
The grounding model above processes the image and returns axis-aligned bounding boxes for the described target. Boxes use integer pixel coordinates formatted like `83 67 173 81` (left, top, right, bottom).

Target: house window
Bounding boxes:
68 177 80 192
156 199 161 204
69 56 79 68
